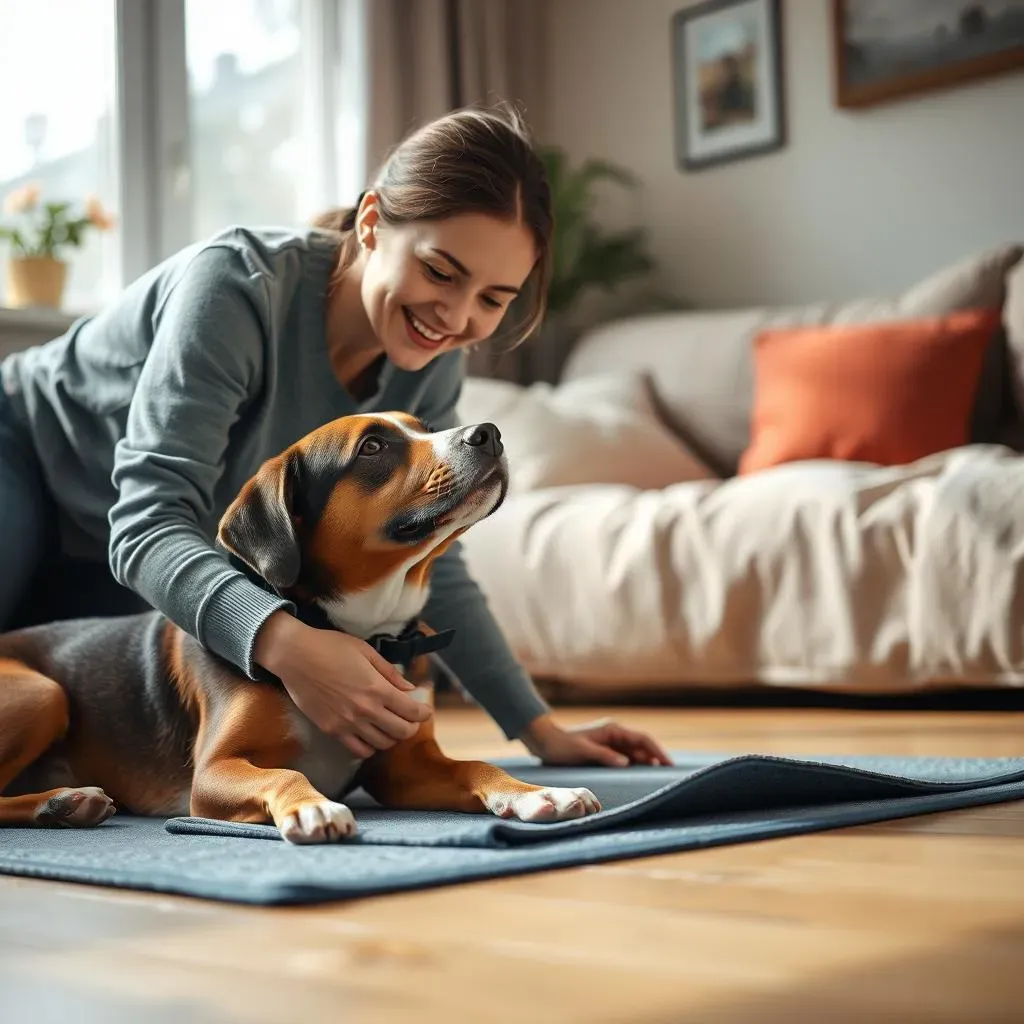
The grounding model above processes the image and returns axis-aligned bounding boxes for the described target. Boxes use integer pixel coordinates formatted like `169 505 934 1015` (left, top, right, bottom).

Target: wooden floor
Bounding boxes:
3 704 1024 1023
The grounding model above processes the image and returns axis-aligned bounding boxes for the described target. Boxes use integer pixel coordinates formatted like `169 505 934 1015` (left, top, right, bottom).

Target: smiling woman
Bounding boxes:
0 104 671 778
356 208 537 371
313 107 553 386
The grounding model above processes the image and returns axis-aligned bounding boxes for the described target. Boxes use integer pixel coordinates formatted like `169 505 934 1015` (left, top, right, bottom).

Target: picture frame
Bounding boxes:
831 1 1024 110
671 0 786 172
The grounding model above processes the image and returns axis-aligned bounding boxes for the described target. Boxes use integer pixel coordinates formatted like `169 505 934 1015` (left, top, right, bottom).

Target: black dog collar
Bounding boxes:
294 602 455 664
367 625 456 665
226 554 457 666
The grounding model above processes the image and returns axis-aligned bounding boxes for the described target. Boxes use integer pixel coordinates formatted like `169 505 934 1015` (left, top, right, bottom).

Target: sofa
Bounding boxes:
456 244 1024 700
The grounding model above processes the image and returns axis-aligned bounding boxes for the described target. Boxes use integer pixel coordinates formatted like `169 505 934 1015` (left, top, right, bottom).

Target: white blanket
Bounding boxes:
461 445 1024 692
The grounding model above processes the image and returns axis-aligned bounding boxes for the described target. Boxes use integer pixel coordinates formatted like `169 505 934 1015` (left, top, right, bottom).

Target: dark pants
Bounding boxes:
0 389 148 631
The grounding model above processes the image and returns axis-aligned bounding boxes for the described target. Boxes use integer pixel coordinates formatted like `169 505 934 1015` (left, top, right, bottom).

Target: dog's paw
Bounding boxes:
34 786 116 828
279 800 357 844
490 787 602 823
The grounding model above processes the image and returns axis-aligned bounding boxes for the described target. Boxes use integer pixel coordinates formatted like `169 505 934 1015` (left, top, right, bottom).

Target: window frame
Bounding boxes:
125 0 356 270
0 0 358 316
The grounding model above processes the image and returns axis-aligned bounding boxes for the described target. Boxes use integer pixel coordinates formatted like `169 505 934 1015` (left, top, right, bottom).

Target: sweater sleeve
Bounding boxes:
416 353 551 739
108 246 293 677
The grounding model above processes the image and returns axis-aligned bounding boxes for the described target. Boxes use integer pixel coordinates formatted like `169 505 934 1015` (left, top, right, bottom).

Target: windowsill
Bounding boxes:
0 305 83 333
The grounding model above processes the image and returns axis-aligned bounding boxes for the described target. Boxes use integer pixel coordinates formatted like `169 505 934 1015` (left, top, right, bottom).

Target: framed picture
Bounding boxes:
671 0 786 172
832 1 1024 109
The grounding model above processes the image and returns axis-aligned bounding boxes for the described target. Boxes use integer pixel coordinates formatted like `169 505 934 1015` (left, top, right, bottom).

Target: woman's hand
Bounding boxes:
520 714 673 768
254 610 433 758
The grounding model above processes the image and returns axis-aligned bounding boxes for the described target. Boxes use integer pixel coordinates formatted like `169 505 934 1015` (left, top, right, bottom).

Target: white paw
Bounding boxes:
280 800 357 844
35 786 116 827
490 786 602 823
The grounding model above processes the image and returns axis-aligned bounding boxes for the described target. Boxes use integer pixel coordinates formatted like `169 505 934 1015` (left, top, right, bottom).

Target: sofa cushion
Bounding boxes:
738 308 1001 475
562 245 1024 476
455 372 717 493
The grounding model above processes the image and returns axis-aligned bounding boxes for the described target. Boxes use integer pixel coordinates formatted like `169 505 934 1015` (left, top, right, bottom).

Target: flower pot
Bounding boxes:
4 256 68 309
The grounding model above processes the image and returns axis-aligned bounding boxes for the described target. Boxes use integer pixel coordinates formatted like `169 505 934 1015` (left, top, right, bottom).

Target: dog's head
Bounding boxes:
216 413 507 635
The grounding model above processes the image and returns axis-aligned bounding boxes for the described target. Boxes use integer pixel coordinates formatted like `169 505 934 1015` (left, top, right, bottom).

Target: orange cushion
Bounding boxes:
738 308 1003 475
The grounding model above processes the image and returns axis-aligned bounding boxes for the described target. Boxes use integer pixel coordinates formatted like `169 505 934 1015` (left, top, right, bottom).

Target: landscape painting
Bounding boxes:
672 0 785 171
832 0 1024 107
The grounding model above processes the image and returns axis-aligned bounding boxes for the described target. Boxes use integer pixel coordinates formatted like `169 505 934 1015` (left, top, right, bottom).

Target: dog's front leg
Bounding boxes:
358 708 602 824
190 680 357 844
359 630 598 823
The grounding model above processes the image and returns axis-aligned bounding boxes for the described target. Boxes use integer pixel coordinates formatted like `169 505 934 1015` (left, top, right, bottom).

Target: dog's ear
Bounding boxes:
217 450 301 593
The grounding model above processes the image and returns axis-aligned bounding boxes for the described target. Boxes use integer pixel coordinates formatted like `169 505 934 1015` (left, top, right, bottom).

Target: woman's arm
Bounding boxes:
423 541 550 739
417 356 672 766
416 352 551 740
107 245 294 676
426 533 671 763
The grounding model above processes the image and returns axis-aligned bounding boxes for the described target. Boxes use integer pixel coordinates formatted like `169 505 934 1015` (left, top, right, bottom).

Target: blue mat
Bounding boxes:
1 751 1023 905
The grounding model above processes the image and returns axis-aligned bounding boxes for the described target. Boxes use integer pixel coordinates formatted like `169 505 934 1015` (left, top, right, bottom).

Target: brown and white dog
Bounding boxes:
0 414 601 843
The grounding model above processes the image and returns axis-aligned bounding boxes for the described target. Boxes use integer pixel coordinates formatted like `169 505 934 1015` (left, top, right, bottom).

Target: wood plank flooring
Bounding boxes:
2 704 1023 1023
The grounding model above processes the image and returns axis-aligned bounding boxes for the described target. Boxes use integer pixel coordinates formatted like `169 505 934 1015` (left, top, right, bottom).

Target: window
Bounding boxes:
174 0 357 253
0 0 365 315
185 0 308 240
0 0 120 311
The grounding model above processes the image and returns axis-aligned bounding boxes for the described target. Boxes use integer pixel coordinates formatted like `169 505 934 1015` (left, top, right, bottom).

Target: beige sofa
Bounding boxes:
457 245 1024 698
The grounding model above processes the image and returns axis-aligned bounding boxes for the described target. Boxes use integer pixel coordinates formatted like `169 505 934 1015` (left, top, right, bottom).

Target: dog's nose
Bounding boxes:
461 422 503 457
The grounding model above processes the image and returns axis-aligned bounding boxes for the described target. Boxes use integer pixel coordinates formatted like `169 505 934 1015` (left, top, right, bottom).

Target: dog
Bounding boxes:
0 413 601 843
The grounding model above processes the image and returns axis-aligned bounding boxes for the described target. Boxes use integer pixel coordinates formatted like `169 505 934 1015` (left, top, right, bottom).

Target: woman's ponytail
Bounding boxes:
312 191 366 234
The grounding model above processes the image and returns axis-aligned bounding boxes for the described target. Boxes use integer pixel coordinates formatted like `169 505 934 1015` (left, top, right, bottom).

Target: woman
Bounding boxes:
0 106 671 769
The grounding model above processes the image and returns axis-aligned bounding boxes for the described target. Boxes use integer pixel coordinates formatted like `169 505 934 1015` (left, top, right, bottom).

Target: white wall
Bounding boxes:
545 0 1024 308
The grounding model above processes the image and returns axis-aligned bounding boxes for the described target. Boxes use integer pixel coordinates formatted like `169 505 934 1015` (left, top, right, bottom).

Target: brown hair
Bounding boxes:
312 103 553 349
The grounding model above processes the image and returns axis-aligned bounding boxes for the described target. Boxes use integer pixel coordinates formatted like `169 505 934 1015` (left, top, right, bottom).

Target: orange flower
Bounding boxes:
84 195 117 231
2 182 41 216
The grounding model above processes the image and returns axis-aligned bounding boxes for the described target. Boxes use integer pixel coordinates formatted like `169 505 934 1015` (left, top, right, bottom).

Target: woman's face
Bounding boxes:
356 193 539 372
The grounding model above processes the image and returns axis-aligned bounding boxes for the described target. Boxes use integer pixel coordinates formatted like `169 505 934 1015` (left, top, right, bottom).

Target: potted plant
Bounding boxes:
541 146 656 322
0 183 117 310
518 146 672 382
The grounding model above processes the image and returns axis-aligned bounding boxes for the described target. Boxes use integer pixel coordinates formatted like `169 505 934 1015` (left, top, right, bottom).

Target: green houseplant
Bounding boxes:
540 145 656 320
0 183 116 309
494 145 670 383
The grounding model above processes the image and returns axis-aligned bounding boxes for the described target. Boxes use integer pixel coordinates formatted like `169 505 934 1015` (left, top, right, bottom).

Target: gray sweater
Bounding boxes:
0 225 549 739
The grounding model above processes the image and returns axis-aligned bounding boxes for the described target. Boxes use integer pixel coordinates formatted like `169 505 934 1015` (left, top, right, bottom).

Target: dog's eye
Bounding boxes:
394 519 434 542
358 436 387 457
